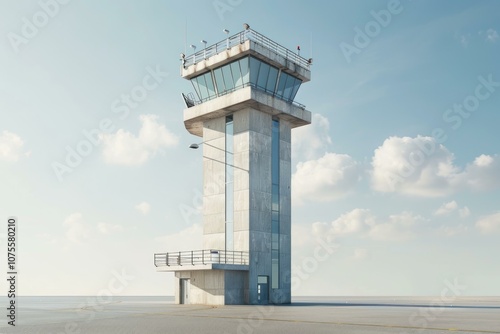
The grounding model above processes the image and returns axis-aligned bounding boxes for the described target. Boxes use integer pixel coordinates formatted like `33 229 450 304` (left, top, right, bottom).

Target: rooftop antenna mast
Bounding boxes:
184 18 187 55
310 31 313 60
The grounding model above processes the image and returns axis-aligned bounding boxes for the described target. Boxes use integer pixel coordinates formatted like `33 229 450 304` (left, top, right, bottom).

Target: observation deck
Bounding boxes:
154 249 249 272
180 27 312 137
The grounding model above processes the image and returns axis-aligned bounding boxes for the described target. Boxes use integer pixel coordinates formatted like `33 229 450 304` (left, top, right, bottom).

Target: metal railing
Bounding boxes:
182 81 306 110
154 250 249 267
182 28 311 70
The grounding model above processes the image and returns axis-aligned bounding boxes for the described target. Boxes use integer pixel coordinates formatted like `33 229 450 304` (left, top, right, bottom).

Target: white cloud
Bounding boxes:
0 130 25 162
458 154 500 191
312 208 375 239
135 201 151 215
97 222 124 235
155 224 203 251
371 136 500 197
474 154 493 167
434 200 458 216
458 206 471 218
371 136 459 197
292 153 360 204
63 213 91 244
312 209 426 242
434 201 470 218
475 212 500 234
486 28 499 43
329 208 375 235
369 211 425 241
100 114 178 165
438 224 469 237
434 200 471 218
292 113 332 162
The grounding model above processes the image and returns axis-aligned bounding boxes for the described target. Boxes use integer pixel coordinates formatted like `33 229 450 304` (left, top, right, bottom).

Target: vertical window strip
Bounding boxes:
225 115 234 251
271 119 280 289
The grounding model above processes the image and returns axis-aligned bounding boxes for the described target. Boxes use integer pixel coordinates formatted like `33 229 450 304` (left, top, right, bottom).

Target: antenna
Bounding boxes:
184 18 187 54
310 31 313 59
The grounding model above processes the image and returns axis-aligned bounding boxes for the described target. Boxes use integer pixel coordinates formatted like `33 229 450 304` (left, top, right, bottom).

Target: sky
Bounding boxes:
0 0 499 297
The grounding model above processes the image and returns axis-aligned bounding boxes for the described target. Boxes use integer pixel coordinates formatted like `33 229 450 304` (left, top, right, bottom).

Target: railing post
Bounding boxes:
166 253 169 266
191 251 194 266
202 250 205 265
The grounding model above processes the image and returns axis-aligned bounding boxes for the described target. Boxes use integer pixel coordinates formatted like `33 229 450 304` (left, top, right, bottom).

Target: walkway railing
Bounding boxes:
154 250 249 267
182 81 306 110
182 28 311 70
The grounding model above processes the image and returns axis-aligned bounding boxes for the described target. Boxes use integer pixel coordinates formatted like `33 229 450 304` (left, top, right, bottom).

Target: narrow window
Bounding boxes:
226 115 234 251
271 119 280 288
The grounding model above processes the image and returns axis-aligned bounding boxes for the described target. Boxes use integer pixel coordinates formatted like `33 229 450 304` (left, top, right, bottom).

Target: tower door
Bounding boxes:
180 278 190 304
257 276 269 305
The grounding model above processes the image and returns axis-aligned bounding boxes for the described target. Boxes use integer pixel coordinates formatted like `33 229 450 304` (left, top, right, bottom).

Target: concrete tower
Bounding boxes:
155 25 311 305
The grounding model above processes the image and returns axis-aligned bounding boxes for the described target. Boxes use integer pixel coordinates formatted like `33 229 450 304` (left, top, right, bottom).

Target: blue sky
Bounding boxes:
0 0 499 296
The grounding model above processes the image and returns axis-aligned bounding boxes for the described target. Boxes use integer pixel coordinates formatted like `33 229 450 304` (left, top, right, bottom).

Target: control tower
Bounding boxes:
155 24 312 305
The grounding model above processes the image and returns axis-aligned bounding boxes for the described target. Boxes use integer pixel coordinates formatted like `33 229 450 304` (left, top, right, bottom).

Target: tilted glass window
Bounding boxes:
222 65 235 91
214 68 225 94
191 77 201 99
290 77 301 100
283 75 296 101
240 57 249 85
189 56 301 103
276 73 288 99
249 57 261 86
257 62 270 90
205 72 216 99
275 72 302 102
230 61 242 88
267 67 278 93
192 72 217 101
196 74 208 100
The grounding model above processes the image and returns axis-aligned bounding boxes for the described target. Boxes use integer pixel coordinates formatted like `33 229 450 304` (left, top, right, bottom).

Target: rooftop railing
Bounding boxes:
154 249 249 267
182 28 311 70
